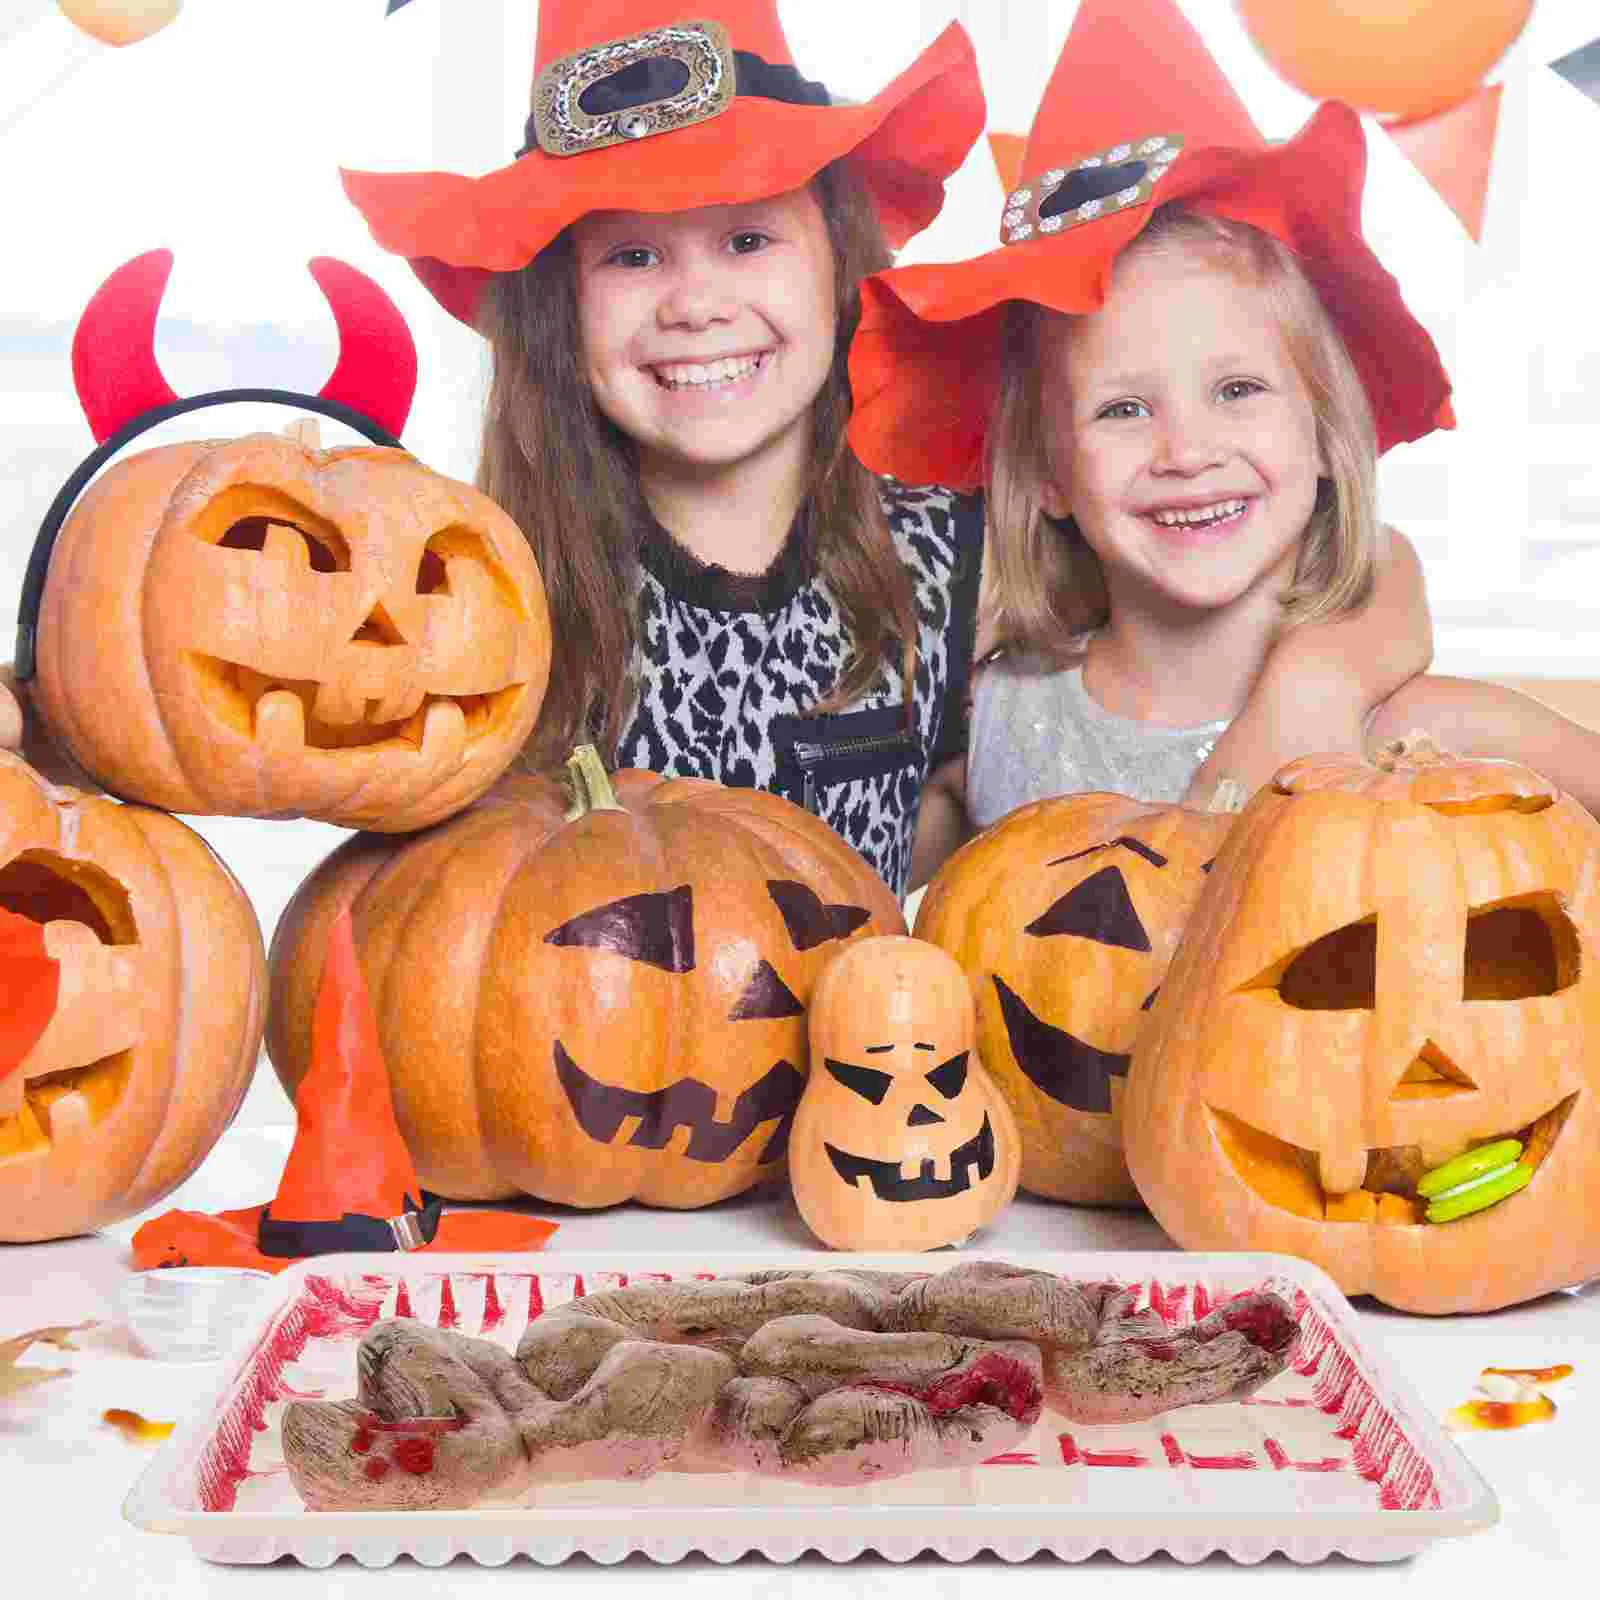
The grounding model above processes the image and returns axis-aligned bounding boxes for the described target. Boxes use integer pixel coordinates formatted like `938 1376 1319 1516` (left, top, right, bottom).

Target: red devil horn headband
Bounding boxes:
72 249 417 442
17 251 420 680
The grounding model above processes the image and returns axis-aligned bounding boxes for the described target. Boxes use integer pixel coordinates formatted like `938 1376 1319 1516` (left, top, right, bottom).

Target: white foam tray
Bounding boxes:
124 1249 1497 1566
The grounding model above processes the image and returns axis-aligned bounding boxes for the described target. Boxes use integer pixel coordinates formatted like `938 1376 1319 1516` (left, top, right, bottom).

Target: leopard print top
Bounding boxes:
616 482 982 898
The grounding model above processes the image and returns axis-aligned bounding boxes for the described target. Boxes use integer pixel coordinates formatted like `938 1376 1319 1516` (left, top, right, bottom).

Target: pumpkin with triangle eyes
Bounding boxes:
792 936 1020 1250
914 794 1231 1206
266 748 903 1209
1124 738 1600 1314
0 751 265 1242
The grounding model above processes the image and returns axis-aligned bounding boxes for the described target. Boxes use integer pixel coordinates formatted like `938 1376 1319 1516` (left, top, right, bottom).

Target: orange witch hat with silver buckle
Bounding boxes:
130 906 557 1272
343 0 987 329
847 0 1455 492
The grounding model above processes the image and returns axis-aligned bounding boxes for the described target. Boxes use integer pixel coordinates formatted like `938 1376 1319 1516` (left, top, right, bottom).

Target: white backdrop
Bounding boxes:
1 1 1597 1126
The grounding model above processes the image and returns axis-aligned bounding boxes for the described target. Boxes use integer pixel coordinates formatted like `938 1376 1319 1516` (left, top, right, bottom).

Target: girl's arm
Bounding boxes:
908 753 972 892
1367 676 1600 817
1182 527 1432 809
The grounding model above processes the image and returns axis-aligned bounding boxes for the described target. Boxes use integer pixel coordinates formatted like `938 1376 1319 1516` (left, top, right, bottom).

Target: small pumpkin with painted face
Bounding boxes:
1125 736 1600 1314
792 936 1020 1250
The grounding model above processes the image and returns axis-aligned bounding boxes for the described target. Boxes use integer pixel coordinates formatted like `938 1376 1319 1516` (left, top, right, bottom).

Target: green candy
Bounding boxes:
1416 1138 1525 1200
1425 1161 1533 1224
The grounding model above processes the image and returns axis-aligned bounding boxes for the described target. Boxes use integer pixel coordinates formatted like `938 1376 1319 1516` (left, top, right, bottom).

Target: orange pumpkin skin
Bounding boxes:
794 936 1020 1251
1123 740 1600 1314
914 794 1231 1206
267 756 904 1209
0 752 265 1242
32 431 551 832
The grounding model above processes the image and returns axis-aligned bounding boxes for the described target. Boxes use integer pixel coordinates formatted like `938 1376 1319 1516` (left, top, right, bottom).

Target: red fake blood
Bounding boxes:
363 1457 390 1482
349 1427 374 1456
479 1275 505 1334
436 1278 458 1330
351 1410 465 1436
393 1437 435 1475
862 1353 1043 1426
393 1282 414 1319
1221 1298 1298 1353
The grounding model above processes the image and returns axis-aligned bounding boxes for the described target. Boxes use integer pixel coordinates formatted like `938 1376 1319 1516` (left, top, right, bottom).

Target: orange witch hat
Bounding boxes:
342 0 986 328
131 907 556 1273
847 0 1455 492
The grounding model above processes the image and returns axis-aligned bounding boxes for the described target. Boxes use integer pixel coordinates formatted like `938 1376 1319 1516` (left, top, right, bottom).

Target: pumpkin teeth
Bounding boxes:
310 676 372 728
419 698 467 767
1316 1144 1369 1197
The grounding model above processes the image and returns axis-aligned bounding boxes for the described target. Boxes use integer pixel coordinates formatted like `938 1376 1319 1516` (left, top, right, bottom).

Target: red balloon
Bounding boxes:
1234 0 1532 122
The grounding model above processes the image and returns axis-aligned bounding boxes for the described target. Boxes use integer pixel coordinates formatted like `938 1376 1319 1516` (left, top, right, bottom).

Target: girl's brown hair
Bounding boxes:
477 158 919 773
985 205 1381 666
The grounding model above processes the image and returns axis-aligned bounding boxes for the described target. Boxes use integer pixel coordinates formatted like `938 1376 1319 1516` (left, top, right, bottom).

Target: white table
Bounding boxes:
3 1121 1594 1593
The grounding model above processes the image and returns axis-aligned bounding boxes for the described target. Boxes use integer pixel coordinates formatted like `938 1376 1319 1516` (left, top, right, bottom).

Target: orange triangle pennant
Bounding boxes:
1385 84 1503 242
986 131 1025 196
0 908 58 1118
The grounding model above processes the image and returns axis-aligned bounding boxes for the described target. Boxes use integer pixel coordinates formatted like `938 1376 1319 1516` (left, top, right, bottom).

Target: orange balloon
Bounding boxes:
57 0 181 48
1234 0 1532 122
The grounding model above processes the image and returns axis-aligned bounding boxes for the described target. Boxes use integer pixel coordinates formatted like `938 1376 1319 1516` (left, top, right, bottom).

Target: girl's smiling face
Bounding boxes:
572 188 837 494
1041 241 1326 617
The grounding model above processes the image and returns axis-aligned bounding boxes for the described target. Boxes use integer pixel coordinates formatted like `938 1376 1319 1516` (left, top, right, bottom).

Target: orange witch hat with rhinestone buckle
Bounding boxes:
131 906 557 1272
343 0 987 329
847 0 1455 492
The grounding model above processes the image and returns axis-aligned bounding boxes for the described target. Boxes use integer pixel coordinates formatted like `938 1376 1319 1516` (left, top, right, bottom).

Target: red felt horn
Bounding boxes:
71 249 180 444
71 251 418 444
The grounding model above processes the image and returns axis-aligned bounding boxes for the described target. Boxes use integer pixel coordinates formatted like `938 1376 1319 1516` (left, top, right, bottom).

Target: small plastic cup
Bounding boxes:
119 1267 273 1363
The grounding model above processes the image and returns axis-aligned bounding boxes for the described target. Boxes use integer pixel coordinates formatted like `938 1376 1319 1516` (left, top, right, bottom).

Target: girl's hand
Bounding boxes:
0 666 100 790
1182 527 1432 808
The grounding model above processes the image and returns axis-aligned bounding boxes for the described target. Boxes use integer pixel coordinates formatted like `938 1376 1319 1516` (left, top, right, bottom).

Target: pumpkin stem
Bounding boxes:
564 744 626 821
1376 730 1453 772
282 417 322 450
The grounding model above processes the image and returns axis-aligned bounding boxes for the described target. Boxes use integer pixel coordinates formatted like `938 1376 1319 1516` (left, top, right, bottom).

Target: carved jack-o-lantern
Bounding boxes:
793 936 1020 1250
915 794 1231 1206
266 749 904 1209
1125 738 1600 1314
0 752 265 1242
23 252 551 832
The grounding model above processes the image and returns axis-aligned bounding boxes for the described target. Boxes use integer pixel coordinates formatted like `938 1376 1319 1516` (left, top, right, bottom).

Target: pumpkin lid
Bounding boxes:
1274 732 1558 811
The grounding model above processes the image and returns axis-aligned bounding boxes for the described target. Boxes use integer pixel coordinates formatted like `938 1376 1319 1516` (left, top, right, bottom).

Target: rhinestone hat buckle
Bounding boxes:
531 19 737 158
1001 134 1184 245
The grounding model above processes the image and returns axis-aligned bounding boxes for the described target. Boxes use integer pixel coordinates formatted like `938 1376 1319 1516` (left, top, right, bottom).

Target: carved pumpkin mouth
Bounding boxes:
1208 1094 1577 1223
553 1042 802 1164
189 655 524 753
993 977 1129 1114
0 851 139 1158
825 1114 996 1203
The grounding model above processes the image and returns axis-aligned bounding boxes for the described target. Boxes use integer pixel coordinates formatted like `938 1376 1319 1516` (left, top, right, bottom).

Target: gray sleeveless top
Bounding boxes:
967 660 1231 829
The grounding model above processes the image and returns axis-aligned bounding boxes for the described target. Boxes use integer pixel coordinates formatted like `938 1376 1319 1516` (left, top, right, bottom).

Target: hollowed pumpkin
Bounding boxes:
793 935 1020 1250
31 430 551 831
914 793 1231 1205
0 751 265 1241
1124 736 1600 1314
266 748 904 1209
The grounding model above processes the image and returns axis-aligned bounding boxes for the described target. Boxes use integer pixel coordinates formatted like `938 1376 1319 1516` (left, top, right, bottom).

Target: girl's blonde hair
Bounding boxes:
477 159 918 773
985 205 1380 665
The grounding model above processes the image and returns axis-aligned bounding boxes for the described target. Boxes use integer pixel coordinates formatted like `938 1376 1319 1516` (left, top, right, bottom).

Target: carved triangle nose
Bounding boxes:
351 601 406 647
906 1104 944 1127
1391 1039 1478 1100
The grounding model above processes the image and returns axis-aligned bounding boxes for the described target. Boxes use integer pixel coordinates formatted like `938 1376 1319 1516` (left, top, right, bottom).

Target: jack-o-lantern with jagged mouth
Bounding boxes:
915 794 1231 1206
21 252 550 833
1124 737 1600 1315
0 752 265 1242
792 936 1020 1250
266 748 904 1209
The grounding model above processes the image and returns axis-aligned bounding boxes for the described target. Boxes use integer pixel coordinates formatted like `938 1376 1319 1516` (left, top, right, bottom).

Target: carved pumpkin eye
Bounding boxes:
924 1051 969 1099
1025 865 1151 953
545 885 695 972
1463 894 1579 1001
824 1059 893 1105
1265 917 1377 1010
768 881 872 950
728 960 804 1021
217 515 347 573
